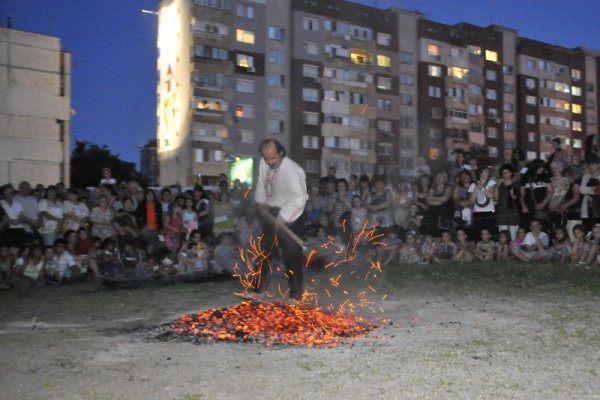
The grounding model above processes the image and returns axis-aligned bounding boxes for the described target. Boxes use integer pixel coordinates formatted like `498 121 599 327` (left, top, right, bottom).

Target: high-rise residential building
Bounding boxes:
140 139 158 185
0 26 72 185
156 0 600 186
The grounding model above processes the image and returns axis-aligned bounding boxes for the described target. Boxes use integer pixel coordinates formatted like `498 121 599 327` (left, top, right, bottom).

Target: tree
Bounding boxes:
70 141 147 188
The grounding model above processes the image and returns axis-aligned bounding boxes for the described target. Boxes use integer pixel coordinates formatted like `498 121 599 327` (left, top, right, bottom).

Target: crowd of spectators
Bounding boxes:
2 143 600 291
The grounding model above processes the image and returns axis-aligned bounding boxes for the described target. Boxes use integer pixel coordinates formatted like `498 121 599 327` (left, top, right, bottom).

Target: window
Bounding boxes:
236 53 255 71
468 45 482 55
400 116 414 128
236 29 255 44
587 116 596 125
351 92 369 105
377 98 393 112
487 108 499 120
400 73 413 86
504 83 514 93
469 85 482 96
236 79 254 93
525 78 536 89
487 126 498 138
450 47 461 58
377 76 392 90
587 83 595 92
350 49 372 65
268 73 284 87
503 102 514 113
429 128 441 140
196 0 227 9
195 149 224 163
487 146 498 157
427 44 440 56
429 148 440 160
502 65 513 75
268 97 285 111
573 139 583 149
528 132 536 142
193 124 224 139
526 114 536 124
504 122 515 131
428 86 442 98
586 99 595 109
400 94 413 106
377 33 392 46
447 109 468 119
302 64 319 78
485 50 498 62
268 119 284 134
268 26 285 41
304 41 319 55
305 159 320 174
238 129 254 143
429 107 442 119
526 59 537 70
378 143 393 156
303 111 319 125
448 67 468 80
485 69 497 81
236 4 254 18
378 120 392 133
302 17 319 31
302 135 319 149
235 104 254 119
470 124 482 133
526 95 536 105
377 54 391 67
572 86 582 96
195 45 228 60
399 51 413 64
468 104 483 115
572 121 582 132
572 104 582 114
486 88 497 100
196 98 228 111
428 65 442 77
571 68 582 80
302 88 319 102
268 50 286 64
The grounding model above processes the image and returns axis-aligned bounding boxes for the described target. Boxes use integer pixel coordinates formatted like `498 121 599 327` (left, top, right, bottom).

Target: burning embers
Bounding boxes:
164 301 380 348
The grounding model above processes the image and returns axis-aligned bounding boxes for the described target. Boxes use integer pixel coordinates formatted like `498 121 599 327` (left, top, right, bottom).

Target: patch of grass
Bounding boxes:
176 393 204 400
386 261 600 291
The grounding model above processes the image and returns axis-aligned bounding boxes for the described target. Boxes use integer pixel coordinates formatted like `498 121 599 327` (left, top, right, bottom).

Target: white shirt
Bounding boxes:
255 157 308 223
469 180 496 212
1 199 25 228
523 231 549 249
39 199 64 234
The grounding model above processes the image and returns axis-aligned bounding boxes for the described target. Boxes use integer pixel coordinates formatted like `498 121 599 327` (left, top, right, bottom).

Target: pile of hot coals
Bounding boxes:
158 300 381 348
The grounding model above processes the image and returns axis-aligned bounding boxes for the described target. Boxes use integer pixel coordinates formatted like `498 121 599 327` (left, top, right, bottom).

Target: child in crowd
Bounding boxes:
398 231 421 264
0 244 14 289
419 234 436 264
405 204 423 234
510 227 528 253
548 226 571 263
496 230 511 261
376 229 402 267
571 224 596 266
453 228 473 262
181 197 198 241
178 229 210 274
14 245 45 288
121 240 142 277
433 231 456 264
350 195 368 239
97 238 121 276
86 236 104 278
164 203 183 253
474 228 496 261
212 232 240 275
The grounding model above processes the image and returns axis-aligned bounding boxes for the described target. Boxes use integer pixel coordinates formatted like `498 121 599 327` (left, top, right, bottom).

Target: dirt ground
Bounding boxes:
1 263 600 400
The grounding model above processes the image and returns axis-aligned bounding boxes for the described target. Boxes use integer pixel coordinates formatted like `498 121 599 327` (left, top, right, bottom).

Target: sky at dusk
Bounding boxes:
1 0 600 166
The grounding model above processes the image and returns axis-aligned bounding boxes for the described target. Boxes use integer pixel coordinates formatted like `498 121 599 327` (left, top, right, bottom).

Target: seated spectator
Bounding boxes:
432 230 456 264
453 228 473 262
90 196 116 240
97 237 121 276
398 231 421 264
212 232 240 275
419 234 436 264
376 229 402 267
547 226 571 263
38 185 64 246
14 245 45 288
496 230 511 261
570 224 596 266
350 195 368 239
120 240 143 277
113 196 139 246
62 188 89 232
511 220 549 262
164 203 183 253
178 229 210 274
474 228 496 261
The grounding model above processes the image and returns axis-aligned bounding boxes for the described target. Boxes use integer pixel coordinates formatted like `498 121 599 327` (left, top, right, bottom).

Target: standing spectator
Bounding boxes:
100 168 117 185
90 195 116 240
0 186 33 247
426 172 452 232
330 178 353 237
548 161 570 229
579 154 600 232
63 189 89 232
366 176 393 230
14 181 40 235
159 188 173 227
321 179 337 229
193 185 212 240
305 185 324 226
181 197 198 240
452 170 473 230
520 159 553 229
413 175 432 234
469 167 496 239
560 167 583 241
494 164 520 240
547 138 572 170
113 197 139 246
136 189 163 245
38 186 64 246
211 191 236 237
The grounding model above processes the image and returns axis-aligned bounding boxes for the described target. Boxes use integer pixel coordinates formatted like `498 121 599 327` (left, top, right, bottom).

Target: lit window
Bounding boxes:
429 148 440 159
377 54 391 67
448 67 468 80
573 121 582 132
468 45 481 55
350 49 372 65
428 65 442 77
235 104 254 119
427 44 440 56
236 29 255 44
572 86 582 96
485 50 498 62
572 104 582 114
573 139 583 149
236 53 255 71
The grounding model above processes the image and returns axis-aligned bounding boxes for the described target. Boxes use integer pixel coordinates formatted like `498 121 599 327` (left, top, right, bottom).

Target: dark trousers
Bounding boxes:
256 208 305 300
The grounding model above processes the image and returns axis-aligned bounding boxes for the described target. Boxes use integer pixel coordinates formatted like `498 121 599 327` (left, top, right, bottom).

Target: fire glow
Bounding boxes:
166 301 380 348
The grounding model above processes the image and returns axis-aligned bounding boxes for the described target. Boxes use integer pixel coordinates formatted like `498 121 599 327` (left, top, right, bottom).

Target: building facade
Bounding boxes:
156 0 600 186
0 26 72 185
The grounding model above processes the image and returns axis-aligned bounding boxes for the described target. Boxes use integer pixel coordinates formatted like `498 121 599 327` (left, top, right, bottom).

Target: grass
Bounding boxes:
384 260 600 291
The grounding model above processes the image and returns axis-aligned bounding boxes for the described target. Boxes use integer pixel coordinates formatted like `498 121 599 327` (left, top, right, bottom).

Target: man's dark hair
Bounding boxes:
258 138 286 157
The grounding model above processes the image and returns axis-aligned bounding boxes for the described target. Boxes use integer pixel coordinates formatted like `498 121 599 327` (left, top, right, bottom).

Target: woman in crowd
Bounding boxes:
211 191 236 237
62 188 89 232
38 185 64 246
426 172 452 231
329 178 353 238
90 195 115 240
366 176 393 230
469 166 496 239
136 189 163 245
494 164 520 240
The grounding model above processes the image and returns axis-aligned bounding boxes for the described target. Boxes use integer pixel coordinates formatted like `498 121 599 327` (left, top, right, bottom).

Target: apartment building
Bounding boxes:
0 26 72 185
156 0 600 186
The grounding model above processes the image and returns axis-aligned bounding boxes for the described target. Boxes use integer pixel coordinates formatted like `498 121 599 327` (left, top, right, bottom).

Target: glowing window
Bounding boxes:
427 44 440 56
377 54 391 67
350 49 371 65
448 67 468 80
428 65 442 77
236 29 255 44
572 104 582 114
485 50 498 62
429 148 440 159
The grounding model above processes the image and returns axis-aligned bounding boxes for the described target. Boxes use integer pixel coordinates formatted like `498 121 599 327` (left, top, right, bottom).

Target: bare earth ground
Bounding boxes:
1 261 600 400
